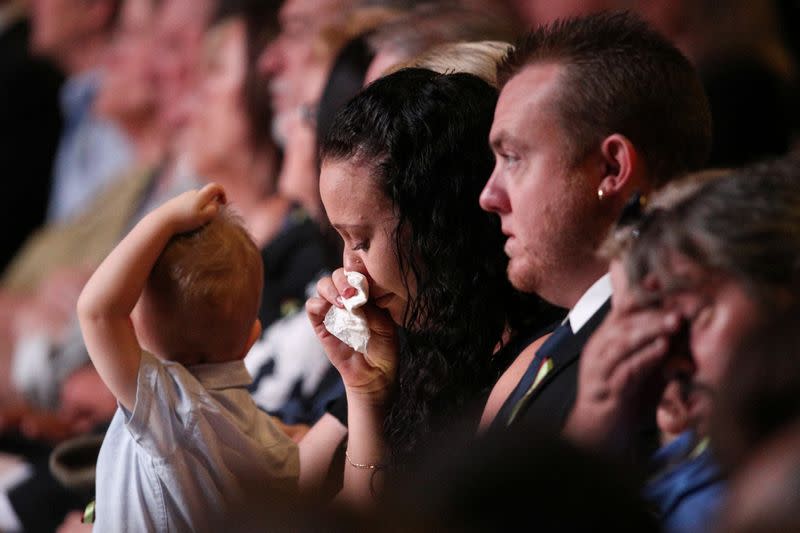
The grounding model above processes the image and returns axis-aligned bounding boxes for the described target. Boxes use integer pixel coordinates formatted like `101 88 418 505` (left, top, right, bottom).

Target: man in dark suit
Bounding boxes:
479 12 712 440
0 1 63 272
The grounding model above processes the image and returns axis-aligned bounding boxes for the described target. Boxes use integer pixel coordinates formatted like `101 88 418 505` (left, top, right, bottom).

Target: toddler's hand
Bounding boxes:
160 183 227 234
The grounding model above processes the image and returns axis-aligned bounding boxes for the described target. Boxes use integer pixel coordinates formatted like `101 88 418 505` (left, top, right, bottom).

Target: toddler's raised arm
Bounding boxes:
77 184 225 411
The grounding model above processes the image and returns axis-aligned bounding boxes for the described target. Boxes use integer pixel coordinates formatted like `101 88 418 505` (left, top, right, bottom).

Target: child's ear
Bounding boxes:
242 319 263 355
239 318 262 358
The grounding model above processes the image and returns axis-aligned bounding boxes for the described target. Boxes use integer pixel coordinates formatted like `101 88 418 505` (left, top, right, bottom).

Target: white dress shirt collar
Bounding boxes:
564 273 612 333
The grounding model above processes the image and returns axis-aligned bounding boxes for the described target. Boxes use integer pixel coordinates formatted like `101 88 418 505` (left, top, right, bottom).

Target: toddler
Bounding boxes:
77 184 298 531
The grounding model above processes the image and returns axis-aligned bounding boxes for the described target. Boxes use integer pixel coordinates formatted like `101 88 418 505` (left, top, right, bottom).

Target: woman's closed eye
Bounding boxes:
352 240 370 252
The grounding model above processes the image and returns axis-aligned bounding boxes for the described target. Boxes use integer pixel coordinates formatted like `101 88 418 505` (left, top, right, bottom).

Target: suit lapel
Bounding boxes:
514 298 612 424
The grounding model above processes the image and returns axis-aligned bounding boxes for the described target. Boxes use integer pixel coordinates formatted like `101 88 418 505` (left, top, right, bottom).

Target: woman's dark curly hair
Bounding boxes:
320 68 551 464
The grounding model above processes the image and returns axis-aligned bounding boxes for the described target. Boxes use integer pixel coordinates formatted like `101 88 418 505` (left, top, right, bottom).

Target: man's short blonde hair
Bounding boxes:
145 206 263 363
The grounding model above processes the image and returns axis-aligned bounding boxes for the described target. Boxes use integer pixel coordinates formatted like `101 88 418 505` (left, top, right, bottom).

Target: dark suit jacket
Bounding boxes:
0 18 63 272
510 299 611 433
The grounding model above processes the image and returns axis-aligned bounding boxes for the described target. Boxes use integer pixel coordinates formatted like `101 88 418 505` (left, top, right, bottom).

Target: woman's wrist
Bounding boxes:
344 395 388 458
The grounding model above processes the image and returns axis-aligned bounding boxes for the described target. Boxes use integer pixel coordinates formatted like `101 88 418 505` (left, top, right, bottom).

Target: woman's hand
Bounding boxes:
306 269 398 403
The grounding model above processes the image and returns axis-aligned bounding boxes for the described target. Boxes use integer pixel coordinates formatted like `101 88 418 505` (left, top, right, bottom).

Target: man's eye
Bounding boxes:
501 153 519 165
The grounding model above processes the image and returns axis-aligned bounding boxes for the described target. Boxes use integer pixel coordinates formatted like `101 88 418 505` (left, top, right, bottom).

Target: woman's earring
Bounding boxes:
597 187 605 200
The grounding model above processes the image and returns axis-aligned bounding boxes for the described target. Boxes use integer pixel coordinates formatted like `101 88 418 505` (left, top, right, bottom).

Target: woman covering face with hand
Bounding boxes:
306 68 555 502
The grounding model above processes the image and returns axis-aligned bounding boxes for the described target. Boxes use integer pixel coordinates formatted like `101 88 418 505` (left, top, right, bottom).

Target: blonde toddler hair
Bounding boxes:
144 206 263 364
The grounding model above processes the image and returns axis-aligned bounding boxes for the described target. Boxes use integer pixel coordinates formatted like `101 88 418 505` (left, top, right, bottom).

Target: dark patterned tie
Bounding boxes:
496 321 574 427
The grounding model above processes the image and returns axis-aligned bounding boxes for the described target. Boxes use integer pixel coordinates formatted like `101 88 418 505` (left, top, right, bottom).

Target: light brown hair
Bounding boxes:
612 157 800 305
145 206 263 363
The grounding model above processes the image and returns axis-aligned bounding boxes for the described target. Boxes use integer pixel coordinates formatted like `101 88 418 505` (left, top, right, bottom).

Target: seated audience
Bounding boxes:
304 67 557 501
29 0 133 223
363 3 515 84
185 0 340 426
0 0 63 272
0 0 180 426
634 0 798 167
0 0 212 529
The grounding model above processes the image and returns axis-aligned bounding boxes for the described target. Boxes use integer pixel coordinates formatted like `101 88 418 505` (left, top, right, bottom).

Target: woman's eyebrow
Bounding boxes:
333 223 368 232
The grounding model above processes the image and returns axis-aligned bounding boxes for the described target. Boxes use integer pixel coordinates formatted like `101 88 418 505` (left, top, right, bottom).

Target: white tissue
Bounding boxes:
323 272 371 354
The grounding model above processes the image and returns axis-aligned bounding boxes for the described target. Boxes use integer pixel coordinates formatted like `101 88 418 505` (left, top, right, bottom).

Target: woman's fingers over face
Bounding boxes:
331 269 355 296
315 277 344 308
361 304 396 338
305 296 333 325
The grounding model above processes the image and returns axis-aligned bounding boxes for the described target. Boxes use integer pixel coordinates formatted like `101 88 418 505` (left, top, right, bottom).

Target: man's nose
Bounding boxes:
479 170 510 214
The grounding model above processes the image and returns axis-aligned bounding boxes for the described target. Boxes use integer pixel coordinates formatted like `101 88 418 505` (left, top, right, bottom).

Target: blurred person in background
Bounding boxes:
0 0 168 417
0 0 216 529
634 0 798 167
383 40 512 86
0 0 63 273
275 5 401 219
257 0 357 145
276 1 517 221
504 0 616 27
29 0 133 223
363 3 515 84
507 0 798 168
565 157 800 533
185 0 340 429
256 0 363 220
153 0 213 151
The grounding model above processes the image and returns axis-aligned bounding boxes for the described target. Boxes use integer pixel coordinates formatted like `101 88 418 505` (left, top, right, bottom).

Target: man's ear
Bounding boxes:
597 134 642 200
241 319 263 356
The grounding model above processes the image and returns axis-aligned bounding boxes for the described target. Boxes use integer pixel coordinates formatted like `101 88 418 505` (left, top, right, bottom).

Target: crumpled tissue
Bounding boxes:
323 271 370 354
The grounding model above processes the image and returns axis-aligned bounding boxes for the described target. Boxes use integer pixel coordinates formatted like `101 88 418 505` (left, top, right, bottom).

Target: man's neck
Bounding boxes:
552 260 609 311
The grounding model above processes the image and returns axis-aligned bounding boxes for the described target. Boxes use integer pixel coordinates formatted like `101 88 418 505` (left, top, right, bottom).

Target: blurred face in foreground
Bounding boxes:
611 252 768 436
